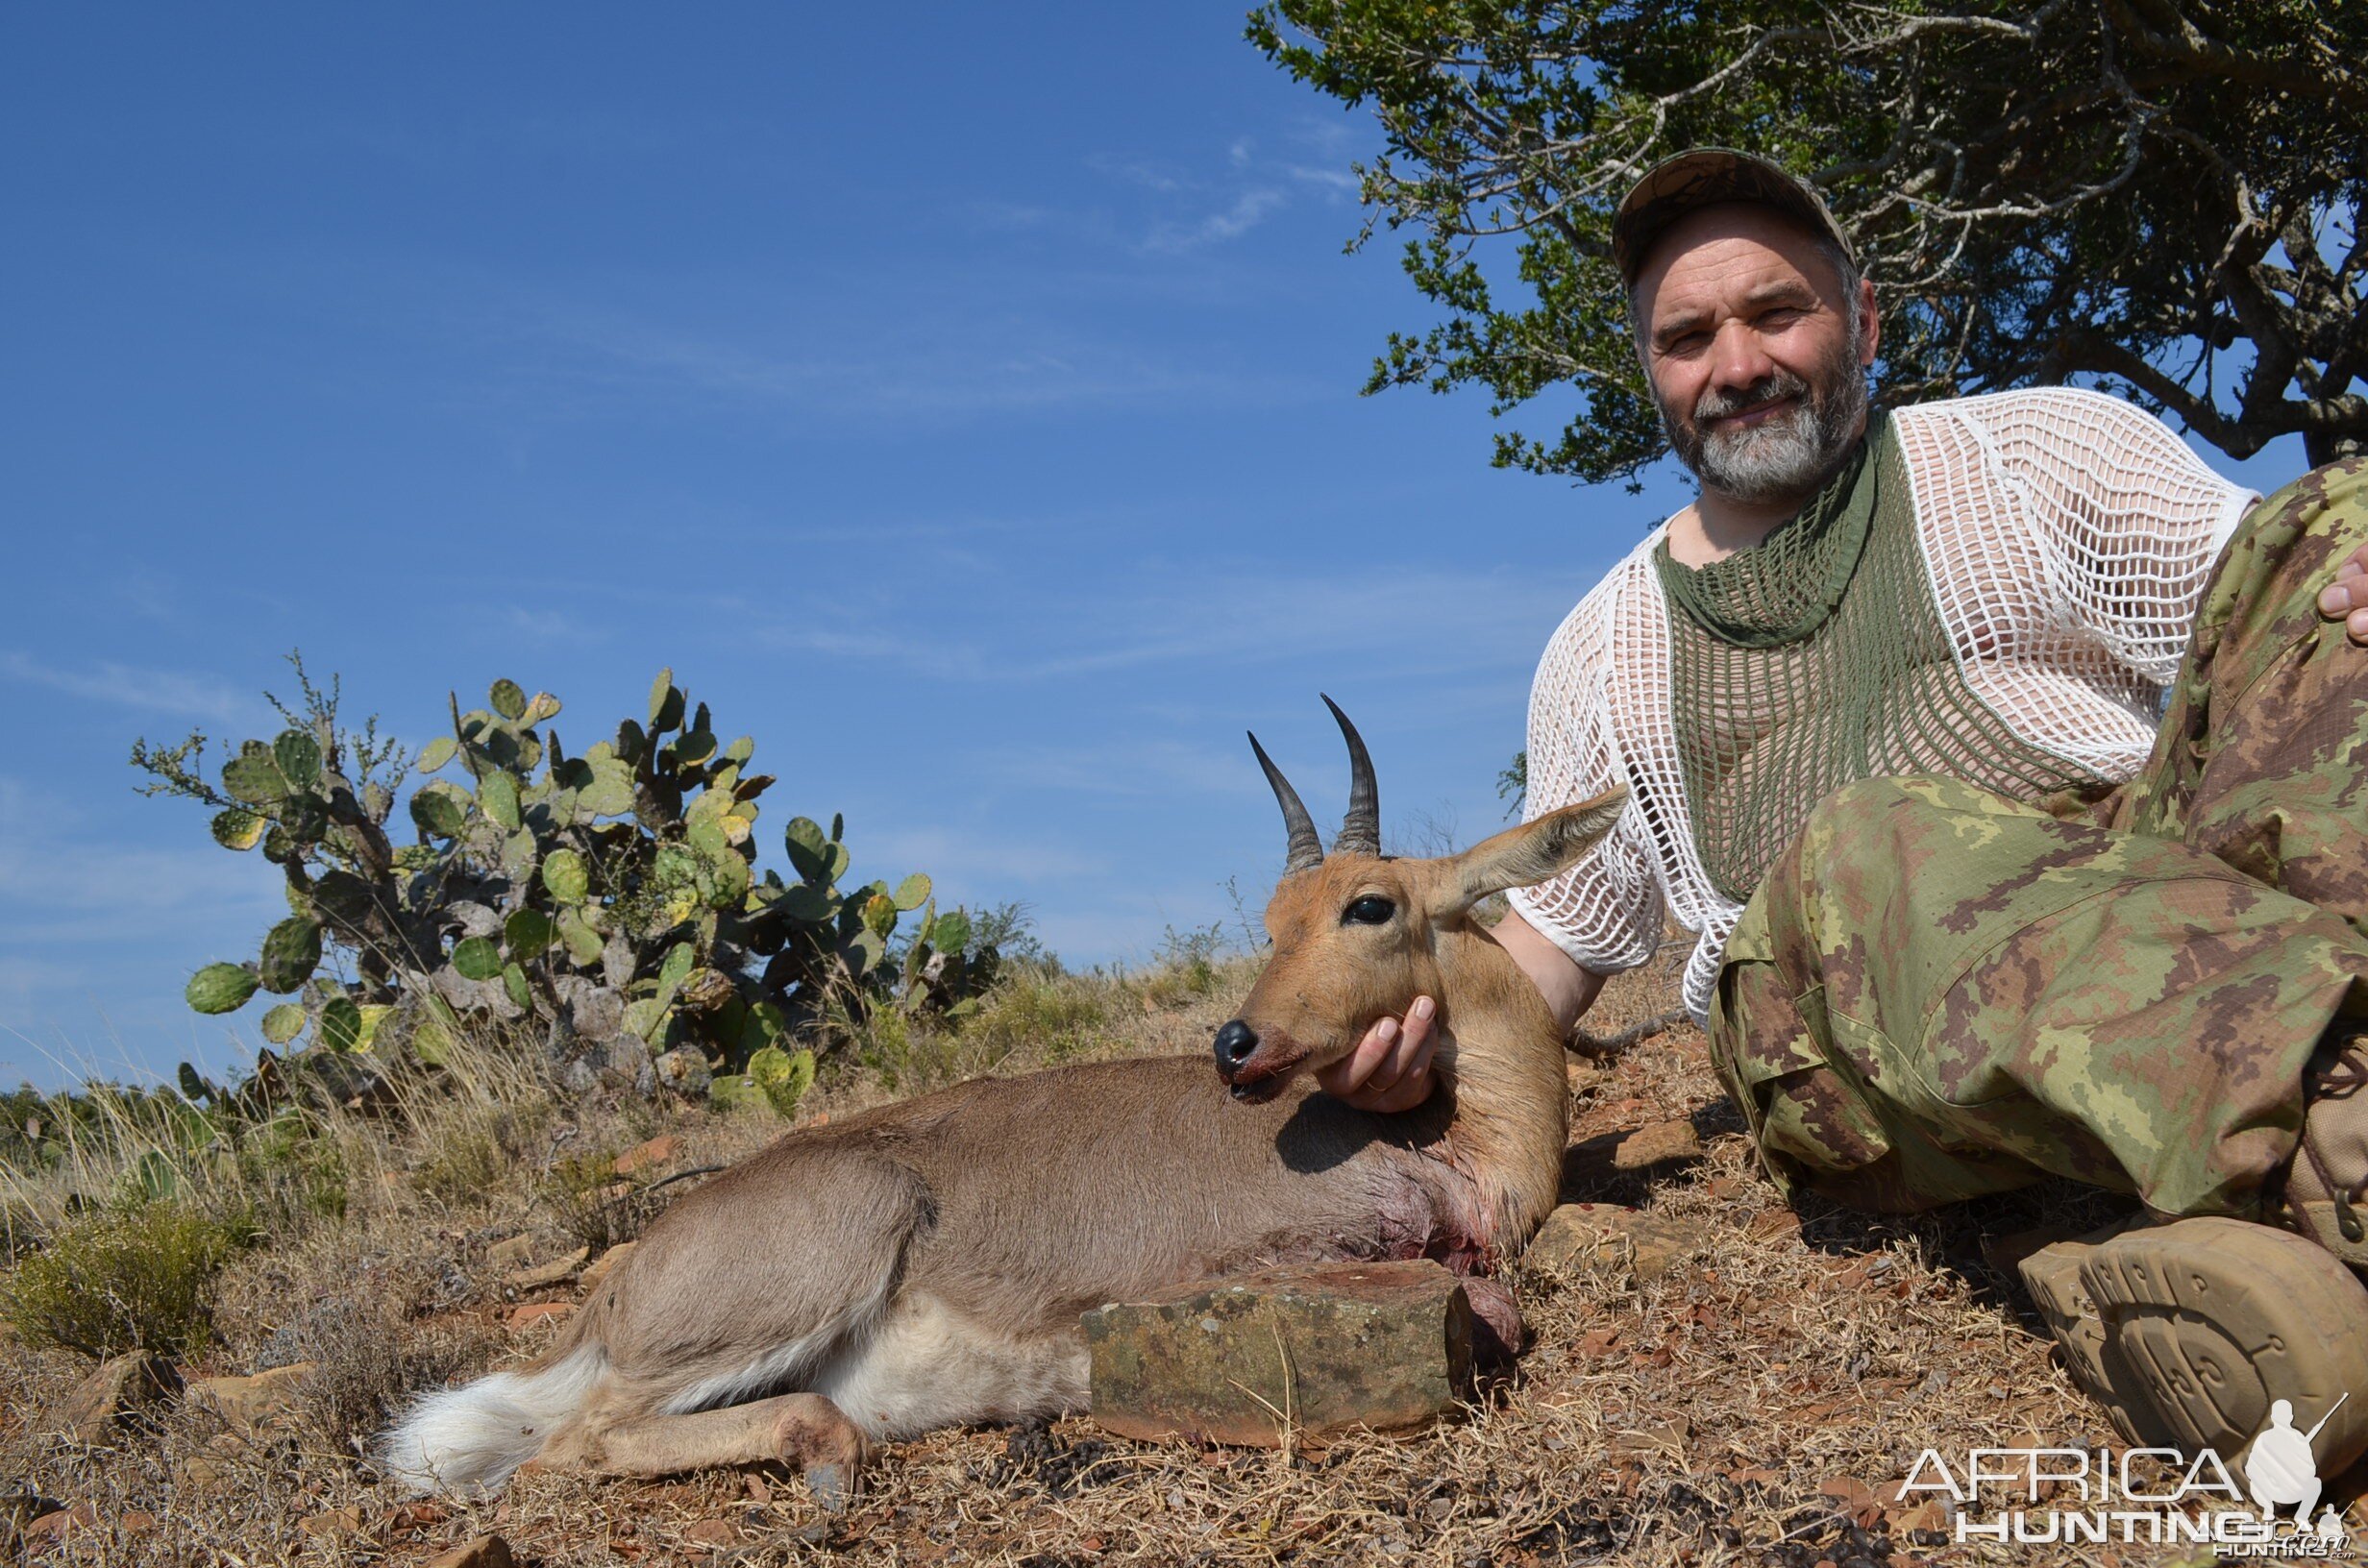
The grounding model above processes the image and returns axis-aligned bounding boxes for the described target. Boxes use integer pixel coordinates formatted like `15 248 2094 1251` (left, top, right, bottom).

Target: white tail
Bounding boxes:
382 1342 608 1492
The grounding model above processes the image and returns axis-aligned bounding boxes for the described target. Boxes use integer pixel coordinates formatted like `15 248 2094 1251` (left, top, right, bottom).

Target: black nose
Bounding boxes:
1213 1019 1260 1075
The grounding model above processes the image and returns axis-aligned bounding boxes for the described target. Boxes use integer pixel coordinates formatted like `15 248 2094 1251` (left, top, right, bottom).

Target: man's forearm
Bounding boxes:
1496 907 1610 1035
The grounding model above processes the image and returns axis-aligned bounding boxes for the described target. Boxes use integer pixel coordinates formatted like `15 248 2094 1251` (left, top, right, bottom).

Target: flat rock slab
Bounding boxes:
56 1352 182 1444
187 1360 314 1435
1083 1260 1472 1448
1524 1203 1707 1288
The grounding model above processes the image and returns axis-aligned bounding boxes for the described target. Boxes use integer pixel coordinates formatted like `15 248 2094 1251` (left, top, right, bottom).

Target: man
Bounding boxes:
1320 148 2368 1471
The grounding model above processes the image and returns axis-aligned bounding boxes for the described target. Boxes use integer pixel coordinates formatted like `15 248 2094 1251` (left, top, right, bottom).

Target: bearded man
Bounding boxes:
1324 148 2368 1471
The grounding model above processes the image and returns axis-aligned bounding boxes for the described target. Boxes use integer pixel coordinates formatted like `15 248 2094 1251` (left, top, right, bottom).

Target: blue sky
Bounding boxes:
0 6 2306 1091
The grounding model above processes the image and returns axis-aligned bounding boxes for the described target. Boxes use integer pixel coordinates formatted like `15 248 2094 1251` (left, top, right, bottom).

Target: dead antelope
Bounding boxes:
382 700 1624 1498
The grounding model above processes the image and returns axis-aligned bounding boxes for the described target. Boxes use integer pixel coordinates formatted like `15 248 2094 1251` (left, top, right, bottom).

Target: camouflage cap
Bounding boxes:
1612 148 1852 288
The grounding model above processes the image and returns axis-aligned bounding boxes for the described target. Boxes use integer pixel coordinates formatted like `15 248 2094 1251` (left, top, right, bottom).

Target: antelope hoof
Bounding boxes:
772 1393 869 1511
806 1461 858 1513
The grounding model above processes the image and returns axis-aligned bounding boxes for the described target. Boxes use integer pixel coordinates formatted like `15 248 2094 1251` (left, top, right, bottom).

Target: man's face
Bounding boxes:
1633 204 1878 507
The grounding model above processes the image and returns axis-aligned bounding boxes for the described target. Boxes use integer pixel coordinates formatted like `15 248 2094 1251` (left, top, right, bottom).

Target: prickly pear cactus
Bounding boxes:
138 659 999 1105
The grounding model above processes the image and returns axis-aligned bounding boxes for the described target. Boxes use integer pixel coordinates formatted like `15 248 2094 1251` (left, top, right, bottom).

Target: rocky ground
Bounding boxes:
1 948 2343 1566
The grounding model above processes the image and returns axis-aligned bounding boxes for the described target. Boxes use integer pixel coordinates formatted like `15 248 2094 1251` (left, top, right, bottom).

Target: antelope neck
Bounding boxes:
1428 926 1568 1257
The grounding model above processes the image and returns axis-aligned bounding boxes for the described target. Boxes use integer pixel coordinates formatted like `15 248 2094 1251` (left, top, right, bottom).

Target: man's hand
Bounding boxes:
2315 541 2368 644
1317 996 1438 1113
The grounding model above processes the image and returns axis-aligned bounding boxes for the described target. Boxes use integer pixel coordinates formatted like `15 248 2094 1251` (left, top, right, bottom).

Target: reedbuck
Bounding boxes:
383 700 1623 1497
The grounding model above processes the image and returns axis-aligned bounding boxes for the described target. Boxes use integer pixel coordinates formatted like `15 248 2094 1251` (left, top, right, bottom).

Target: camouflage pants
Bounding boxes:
1710 460 2368 1218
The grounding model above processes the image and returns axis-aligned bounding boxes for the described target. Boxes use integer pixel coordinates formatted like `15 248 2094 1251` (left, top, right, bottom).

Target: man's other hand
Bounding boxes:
1319 995 1438 1113
2315 540 2368 644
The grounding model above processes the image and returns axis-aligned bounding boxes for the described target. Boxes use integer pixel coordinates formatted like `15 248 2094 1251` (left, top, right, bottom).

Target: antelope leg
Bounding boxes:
555 1391 871 1506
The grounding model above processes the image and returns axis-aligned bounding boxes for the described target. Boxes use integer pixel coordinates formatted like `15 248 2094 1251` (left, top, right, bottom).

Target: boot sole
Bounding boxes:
2019 1216 2368 1472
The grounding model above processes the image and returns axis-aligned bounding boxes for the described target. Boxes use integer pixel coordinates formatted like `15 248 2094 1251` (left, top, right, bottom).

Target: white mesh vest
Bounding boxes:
1505 388 2259 1022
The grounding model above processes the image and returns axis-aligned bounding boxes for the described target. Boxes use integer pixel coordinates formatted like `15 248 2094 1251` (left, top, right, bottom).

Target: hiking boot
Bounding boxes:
2020 1216 2368 1473
2275 1027 2368 1267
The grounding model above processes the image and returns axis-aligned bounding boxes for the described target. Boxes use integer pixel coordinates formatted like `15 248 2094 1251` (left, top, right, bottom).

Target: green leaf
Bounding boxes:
410 783 468 839
451 936 503 982
543 847 590 905
185 963 259 1016
489 678 529 722
479 771 522 831
893 872 932 912
784 817 830 881
776 882 837 923
221 741 289 804
686 816 731 864
505 908 555 961
578 759 636 818
929 910 973 954
418 734 458 773
502 962 531 1010
657 940 695 999
259 1003 308 1045
410 998 458 1066
258 917 324 993
747 1044 816 1119
210 807 267 851
708 1073 764 1112
273 728 322 788
556 909 604 966
132 1149 180 1203
317 996 363 1051
648 669 684 732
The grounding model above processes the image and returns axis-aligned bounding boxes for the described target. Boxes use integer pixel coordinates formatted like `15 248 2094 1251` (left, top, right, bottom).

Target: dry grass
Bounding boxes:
0 943 2334 1566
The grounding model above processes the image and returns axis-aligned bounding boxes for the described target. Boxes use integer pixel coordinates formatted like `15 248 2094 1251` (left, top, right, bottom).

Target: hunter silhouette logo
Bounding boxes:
2245 1394 2349 1540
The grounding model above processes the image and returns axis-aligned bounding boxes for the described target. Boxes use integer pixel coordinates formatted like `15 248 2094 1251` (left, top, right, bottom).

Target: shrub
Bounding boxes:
1 1200 253 1360
135 656 1005 1116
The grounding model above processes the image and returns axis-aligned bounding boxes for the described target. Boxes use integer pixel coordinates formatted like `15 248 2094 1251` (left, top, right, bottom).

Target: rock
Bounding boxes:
2 1494 65 1556
580 1241 635 1293
120 1509 157 1533
613 1134 682 1177
424 1535 517 1568
506 1302 575 1332
55 1352 182 1444
485 1235 536 1270
1083 1260 1473 1447
1525 1203 1706 1287
301 1507 364 1539
22 1504 96 1543
1612 1119 1703 1171
680 1518 739 1547
653 1048 712 1097
186 1361 314 1435
506 1246 589 1289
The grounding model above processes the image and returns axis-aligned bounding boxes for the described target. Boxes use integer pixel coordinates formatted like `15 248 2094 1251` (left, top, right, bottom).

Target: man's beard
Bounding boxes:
1661 338 1868 507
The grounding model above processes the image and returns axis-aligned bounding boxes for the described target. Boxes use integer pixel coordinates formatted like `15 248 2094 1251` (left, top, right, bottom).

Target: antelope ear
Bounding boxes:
1436 787 1628 916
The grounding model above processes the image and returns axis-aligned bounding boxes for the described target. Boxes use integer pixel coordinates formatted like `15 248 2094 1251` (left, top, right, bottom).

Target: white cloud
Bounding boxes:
1143 189 1286 253
0 650 257 725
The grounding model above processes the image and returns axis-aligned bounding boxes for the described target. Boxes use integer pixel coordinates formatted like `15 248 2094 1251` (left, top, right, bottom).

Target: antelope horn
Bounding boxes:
1322 695 1381 858
1248 731 1325 874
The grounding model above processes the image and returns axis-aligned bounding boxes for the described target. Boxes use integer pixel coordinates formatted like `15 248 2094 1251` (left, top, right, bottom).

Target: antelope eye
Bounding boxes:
1343 894 1396 926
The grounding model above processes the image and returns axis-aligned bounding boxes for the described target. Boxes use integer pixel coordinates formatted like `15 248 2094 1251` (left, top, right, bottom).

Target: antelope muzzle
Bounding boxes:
1212 1017 1305 1103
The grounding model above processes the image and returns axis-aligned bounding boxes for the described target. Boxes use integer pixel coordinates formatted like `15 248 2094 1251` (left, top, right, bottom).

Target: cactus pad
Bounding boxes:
450 936 502 982
186 963 259 1015
259 917 324 993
